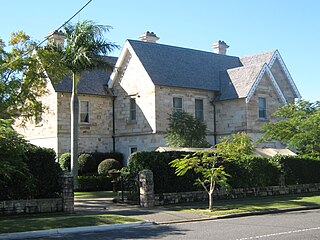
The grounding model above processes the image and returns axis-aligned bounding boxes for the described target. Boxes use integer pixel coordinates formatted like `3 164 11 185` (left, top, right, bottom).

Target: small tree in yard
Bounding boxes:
170 132 255 210
166 111 208 148
170 151 229 210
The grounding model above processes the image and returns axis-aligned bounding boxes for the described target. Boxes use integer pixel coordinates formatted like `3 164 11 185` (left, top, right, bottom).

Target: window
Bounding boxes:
173 97 183 112
130 98 137 122
130 146 138 154
80 101 90 123
259 97 267 119
35 113 42 125
195 99 204 121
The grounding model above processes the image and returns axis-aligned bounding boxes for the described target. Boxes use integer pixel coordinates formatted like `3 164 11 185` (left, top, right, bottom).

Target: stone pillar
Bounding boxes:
139 169 155 207
59 172 74 212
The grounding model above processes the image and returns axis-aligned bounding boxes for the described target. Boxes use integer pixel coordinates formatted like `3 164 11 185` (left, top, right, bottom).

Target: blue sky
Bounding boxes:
1 0 319 102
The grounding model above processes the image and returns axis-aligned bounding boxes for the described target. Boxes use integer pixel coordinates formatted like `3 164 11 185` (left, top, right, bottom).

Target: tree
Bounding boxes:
40 20 118 188
170 151 229 210
215 132 255 160
0 31 48 122
170 132 255 210
260 100 320 155
166 111 208 148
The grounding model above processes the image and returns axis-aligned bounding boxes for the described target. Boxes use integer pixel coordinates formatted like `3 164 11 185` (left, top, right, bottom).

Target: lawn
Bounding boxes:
171 193 320 216
0 213 141 234
74 191 118 199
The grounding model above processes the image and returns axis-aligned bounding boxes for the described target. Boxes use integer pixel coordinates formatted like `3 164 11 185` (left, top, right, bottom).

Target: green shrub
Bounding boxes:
0 122 35 200
59 152 71 172
24 145 62 198
128 151 200 194
78 153 96 175
98 158 122 176
77 175 113 191
225 156 280 188
92 152 124 168
274 155 320 184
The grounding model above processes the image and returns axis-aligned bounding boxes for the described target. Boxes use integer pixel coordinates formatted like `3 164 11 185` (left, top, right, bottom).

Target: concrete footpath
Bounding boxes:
1 197 320 240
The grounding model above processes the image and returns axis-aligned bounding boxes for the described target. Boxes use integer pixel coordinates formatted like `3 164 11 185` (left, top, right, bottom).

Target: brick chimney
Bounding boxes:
212 40 229 55
46 30 65 48
139 31 159 43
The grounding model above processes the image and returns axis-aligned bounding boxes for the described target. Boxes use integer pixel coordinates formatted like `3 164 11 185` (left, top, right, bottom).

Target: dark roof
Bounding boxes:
53 56 117 96
219 64 264 100
128 40 242 91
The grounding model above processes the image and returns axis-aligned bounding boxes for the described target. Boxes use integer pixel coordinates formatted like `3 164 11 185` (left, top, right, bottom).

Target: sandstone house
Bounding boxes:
15 32 301 163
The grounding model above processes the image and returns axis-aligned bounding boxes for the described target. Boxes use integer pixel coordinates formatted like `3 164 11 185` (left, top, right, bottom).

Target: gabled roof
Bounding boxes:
240 50 275 66
53 56 117 96
126 40 241 91
219 63 264 100
109 40 300 102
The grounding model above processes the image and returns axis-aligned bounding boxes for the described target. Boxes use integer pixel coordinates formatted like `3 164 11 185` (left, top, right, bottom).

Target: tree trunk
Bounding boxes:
208 191 214 210
71 73 80 189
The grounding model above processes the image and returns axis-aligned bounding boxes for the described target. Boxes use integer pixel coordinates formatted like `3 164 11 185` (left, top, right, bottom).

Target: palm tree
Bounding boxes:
42 20 118 188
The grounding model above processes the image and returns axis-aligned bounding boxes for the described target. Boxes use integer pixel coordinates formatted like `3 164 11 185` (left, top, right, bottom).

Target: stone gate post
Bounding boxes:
59 172 74 212
139 169 155 207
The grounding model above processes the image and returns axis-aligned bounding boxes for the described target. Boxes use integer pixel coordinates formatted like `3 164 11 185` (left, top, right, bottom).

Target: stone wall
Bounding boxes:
0 173 74 215
57 93 114 156
14 80 59 153
0 199 62 215
154 183 320 206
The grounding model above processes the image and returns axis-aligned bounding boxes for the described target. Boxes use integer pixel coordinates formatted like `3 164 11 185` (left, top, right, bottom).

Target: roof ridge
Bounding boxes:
240 49 276 59
127 39 238 58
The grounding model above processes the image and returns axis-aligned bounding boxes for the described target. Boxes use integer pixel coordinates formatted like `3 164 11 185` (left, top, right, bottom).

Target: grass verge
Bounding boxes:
0 213 141 234
167 193 320 216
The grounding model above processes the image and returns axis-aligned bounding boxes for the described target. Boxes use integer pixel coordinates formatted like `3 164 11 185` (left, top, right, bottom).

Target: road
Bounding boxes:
32 209 320 240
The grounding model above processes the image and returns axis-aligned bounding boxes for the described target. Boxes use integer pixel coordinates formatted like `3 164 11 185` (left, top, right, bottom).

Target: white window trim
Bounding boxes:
173 96 183 112
258 97 267 119
195 98 204 121
79 100 90 124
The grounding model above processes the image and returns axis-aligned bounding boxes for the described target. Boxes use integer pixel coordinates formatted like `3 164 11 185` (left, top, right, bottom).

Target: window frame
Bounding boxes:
79 100 90 124
173 97 183 112
195 98 204 121
129 98 137 122
258 97 267 119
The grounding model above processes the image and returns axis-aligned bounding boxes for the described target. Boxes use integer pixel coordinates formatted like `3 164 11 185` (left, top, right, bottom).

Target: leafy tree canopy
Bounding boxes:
0 32 48 122
215 132 255 161
260 100 320 155
166 111 209 148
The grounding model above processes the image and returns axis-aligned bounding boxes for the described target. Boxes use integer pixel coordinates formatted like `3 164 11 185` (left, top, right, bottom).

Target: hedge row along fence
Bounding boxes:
128 151 320 194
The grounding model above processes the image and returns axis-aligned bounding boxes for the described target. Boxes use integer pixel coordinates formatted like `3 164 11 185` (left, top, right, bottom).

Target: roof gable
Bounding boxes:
246 64 287 104
269 50 301 98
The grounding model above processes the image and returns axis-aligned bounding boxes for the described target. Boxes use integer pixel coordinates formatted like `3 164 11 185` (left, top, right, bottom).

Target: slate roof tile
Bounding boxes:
53 56 117 96
240 50 275 66
128 40 242 91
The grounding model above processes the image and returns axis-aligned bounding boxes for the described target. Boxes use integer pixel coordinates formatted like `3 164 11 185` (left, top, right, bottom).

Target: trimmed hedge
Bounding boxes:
58 151 123 176
77 176 113 191
24 145 62 199
78 153 96 175
276 155 320 184
128 151 320 194
225 156 280 188
98 158 122 176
